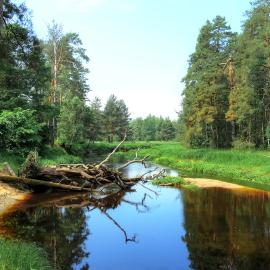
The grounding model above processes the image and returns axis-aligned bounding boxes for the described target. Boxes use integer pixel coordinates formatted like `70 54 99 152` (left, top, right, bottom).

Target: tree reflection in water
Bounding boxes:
182 188 270 270
0 189 151 269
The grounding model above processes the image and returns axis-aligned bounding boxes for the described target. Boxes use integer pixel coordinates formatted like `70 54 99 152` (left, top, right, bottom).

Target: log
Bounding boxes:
0 175 92 192
0 137 165 194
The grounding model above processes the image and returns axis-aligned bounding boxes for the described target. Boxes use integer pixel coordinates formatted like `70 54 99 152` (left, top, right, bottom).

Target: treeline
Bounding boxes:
0 1 177 155
130 115 176 141
0 1 131 154
181 0 270 149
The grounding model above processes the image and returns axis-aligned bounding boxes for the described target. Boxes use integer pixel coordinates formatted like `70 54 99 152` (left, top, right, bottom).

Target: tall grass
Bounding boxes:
116 142 270 190
0 152 24 173
0 238 52 270
39 146 82 166
0 146 82 172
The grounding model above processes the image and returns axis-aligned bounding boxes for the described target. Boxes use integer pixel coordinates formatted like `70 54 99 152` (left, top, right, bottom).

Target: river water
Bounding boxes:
1 163 270 270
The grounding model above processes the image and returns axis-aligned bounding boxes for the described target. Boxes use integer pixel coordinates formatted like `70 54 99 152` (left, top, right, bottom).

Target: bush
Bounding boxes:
232 139 256 150
0 108 43 155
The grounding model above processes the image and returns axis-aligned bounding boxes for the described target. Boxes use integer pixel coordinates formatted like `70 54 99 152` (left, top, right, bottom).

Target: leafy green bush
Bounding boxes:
0 108 43 155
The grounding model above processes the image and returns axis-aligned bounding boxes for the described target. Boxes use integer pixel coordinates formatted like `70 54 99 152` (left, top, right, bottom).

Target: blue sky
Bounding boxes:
24 0 251 119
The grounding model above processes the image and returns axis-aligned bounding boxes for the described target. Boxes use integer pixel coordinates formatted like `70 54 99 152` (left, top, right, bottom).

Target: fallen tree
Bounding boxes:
0 138 165 193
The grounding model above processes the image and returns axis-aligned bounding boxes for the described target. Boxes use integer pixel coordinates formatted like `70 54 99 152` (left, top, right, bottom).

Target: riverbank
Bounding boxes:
115 141 270 191
153 176 264 192
1 141 270 191
0 142 157 172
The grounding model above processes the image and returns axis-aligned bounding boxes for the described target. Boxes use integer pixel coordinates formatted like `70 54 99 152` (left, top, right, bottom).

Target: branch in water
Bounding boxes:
102 211 137 243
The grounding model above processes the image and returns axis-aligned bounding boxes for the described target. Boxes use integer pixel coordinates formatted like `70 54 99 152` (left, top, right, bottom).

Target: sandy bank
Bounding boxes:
0 182 31 215
185 177 266 192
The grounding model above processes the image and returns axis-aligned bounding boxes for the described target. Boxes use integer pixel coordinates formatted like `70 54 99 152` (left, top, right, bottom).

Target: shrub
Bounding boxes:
0 108 43 155
232 139 256 150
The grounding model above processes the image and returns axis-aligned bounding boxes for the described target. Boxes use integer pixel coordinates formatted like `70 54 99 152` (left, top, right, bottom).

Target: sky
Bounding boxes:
23 0 251 119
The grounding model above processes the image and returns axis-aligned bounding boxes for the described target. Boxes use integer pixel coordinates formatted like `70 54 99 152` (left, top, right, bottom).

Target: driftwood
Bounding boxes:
0 137 165 193
0 175 92 192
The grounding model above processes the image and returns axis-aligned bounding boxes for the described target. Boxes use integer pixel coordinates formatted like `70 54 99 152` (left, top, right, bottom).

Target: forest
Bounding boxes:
0 0 177 157
1 1 270 270
3 0 270 156
181 0 270 149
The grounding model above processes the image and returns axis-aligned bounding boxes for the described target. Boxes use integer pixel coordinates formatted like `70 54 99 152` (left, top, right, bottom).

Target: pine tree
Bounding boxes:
182 16 235 147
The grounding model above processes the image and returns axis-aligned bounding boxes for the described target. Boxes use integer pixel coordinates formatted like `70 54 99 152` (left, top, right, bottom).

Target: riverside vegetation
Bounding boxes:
2 141 270 190
114 142 270 190
1 0 270 269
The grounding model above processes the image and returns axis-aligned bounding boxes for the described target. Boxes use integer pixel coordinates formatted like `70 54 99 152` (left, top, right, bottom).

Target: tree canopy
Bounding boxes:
181 1 270 149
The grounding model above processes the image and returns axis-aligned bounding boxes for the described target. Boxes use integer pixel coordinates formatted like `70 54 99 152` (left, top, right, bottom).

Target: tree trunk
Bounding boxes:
0 0 3 29
0 175 92 192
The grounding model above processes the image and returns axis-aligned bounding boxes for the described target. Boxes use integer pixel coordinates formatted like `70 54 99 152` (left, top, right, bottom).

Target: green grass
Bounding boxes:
39 146 82 167
0 152 24 174
152 176 199 190
0 146 82 172
0 238 52 270
115 141 270 191
2 141 270 190
153 176 187 185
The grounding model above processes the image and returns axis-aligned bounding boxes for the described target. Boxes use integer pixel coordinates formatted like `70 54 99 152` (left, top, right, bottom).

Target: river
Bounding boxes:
0 163 270 270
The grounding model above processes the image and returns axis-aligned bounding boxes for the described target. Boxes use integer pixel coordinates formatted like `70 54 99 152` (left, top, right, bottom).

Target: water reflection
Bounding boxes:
2 206 90 270
0 164 269 270
182 188 270 270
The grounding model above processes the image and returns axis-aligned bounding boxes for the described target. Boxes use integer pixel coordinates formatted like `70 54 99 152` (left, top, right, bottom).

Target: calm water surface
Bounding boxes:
1 163 270 270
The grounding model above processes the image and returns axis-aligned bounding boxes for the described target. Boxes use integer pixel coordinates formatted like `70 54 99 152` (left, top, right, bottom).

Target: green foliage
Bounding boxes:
39 146 82 166
153 176 187 185
85 97 104 142
58 94 86 147
130 115 176 141
182 16 235 148
153 176 200 190
103 95 130 142
0 238 52 270
232 139 256 150
0 152 24 173
0 108 42 155
181 1 270 148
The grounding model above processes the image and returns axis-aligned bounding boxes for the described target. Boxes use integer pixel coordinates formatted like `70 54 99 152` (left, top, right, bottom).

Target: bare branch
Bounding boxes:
117 155 149 170
138 183 159 196
96 134 127 169
103 211 137 243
